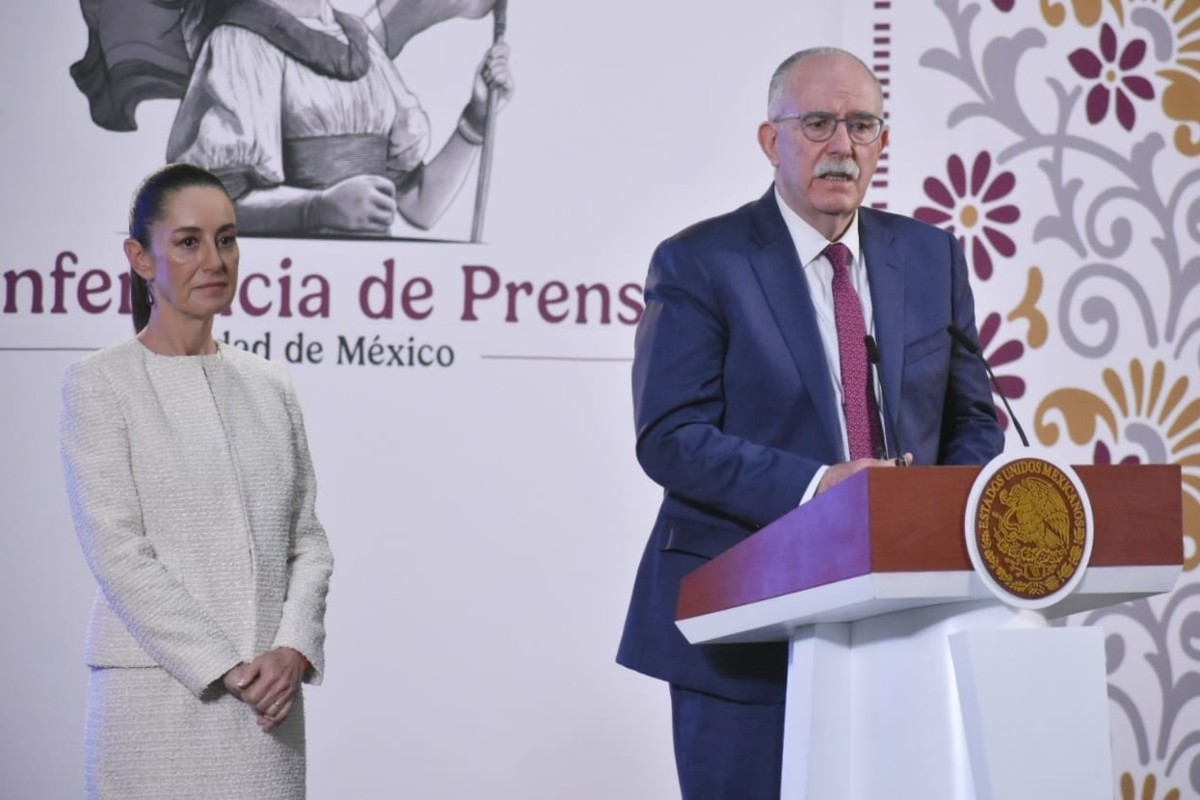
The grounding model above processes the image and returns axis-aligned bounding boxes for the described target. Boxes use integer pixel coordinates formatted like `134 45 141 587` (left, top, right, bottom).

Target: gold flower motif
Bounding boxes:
1035 358 1200 568
1040 0 1125 27
1008 267 1049 349
1155 0 1200 155
1120 771 1182 800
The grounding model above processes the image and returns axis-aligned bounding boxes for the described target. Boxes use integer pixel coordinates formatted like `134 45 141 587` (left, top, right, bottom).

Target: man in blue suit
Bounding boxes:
616 47 1004 799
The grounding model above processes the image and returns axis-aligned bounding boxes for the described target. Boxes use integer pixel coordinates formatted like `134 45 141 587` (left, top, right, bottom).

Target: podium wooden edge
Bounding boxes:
675 464 1183 643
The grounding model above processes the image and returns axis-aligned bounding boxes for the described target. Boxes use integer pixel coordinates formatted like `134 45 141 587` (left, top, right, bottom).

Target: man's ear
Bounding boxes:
124 238 154 282
757 121 780 167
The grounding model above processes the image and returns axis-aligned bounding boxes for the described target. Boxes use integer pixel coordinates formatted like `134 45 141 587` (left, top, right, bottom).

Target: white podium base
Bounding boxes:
781 602 1113 800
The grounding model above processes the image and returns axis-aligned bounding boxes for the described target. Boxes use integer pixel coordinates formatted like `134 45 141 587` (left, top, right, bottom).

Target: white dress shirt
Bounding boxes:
774 188 880 501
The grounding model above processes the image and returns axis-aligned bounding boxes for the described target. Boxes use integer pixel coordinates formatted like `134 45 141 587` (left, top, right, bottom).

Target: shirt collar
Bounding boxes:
773 186 862 269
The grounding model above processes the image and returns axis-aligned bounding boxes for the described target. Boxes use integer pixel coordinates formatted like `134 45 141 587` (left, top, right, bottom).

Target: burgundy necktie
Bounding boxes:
824 242 885 460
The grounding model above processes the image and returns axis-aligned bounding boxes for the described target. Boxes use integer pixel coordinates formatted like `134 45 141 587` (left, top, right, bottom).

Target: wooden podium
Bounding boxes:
675 464 1182 800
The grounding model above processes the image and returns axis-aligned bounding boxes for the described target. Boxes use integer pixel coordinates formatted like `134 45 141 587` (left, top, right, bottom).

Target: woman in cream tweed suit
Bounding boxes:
60 163 333 799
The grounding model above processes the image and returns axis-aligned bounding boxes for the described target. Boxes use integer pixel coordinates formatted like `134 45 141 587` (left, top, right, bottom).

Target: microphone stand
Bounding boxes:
864 335 908 466
946 324 1030 447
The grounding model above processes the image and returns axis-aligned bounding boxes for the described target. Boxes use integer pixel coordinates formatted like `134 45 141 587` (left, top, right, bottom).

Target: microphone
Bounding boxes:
946 324 1030 447
863 334 907 466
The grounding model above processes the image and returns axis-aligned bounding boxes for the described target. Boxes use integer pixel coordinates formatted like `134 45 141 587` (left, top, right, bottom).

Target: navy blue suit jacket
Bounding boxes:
617 189 1004 703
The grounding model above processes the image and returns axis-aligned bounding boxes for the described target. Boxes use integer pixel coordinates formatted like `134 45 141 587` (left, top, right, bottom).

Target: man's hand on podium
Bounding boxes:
817 452 913 495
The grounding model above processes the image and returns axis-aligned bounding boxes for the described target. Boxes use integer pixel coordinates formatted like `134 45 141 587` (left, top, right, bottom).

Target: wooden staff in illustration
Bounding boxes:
472 0 508 243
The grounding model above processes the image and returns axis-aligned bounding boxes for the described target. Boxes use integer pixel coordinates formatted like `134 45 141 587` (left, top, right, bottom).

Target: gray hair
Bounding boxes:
767 47 883 119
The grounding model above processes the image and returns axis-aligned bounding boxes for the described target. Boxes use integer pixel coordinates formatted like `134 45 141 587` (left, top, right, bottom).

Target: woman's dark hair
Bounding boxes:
128 162 230 333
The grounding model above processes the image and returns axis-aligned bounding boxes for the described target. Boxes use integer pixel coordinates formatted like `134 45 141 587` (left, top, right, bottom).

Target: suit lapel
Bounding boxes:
747 190 843 457
859 208 905 451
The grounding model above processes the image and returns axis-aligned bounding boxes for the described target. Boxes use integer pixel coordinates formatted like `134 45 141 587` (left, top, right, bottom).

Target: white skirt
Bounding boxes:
85 666 306 800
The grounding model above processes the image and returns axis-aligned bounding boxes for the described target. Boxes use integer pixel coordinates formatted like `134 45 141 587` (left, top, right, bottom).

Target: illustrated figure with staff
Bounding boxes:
72 0 514 239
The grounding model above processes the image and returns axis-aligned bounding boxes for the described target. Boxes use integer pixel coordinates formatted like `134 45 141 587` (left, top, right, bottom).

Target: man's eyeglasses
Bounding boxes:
771 112 886 145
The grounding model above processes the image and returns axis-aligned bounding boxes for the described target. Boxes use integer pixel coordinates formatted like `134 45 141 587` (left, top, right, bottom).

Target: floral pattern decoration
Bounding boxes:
1120 771 1182 800
925 1 1200 794
1040 0 1125 28
1068 22 1155 131
976 312 1026 432
1034 359 1200 570
1042 0 1200 156
914 152 1020 280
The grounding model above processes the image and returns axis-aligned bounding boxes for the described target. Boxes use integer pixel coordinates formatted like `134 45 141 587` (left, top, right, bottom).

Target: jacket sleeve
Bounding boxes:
270 372 333 684
60 361 243 695
937 230 1006 465
632 239 824 528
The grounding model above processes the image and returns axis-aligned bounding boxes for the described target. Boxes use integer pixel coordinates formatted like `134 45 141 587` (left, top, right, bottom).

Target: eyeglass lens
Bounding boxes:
801 113 881 144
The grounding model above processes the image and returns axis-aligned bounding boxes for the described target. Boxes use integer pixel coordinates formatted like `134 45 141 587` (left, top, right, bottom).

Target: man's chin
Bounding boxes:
812 181 866 207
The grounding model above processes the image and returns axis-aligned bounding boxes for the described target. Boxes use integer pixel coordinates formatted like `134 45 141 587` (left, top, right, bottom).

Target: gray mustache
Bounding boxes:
814 158 860 180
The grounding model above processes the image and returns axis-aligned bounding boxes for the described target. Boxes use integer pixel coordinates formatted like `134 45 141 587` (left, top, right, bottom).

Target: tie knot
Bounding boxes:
823 242 851 273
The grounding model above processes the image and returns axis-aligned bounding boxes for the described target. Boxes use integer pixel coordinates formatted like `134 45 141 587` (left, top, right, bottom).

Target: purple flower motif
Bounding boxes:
1092 441 1141 466
913 152 1019 280
991 0 1014 11
1068 23 1155 131
977 312 1025 432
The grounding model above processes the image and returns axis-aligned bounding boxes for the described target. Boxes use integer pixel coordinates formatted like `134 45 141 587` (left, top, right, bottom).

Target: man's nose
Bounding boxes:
826 119 855 152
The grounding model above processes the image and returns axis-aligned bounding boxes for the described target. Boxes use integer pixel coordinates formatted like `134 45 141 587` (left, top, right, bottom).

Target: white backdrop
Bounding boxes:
0 3 842 798
7 1 1198 798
